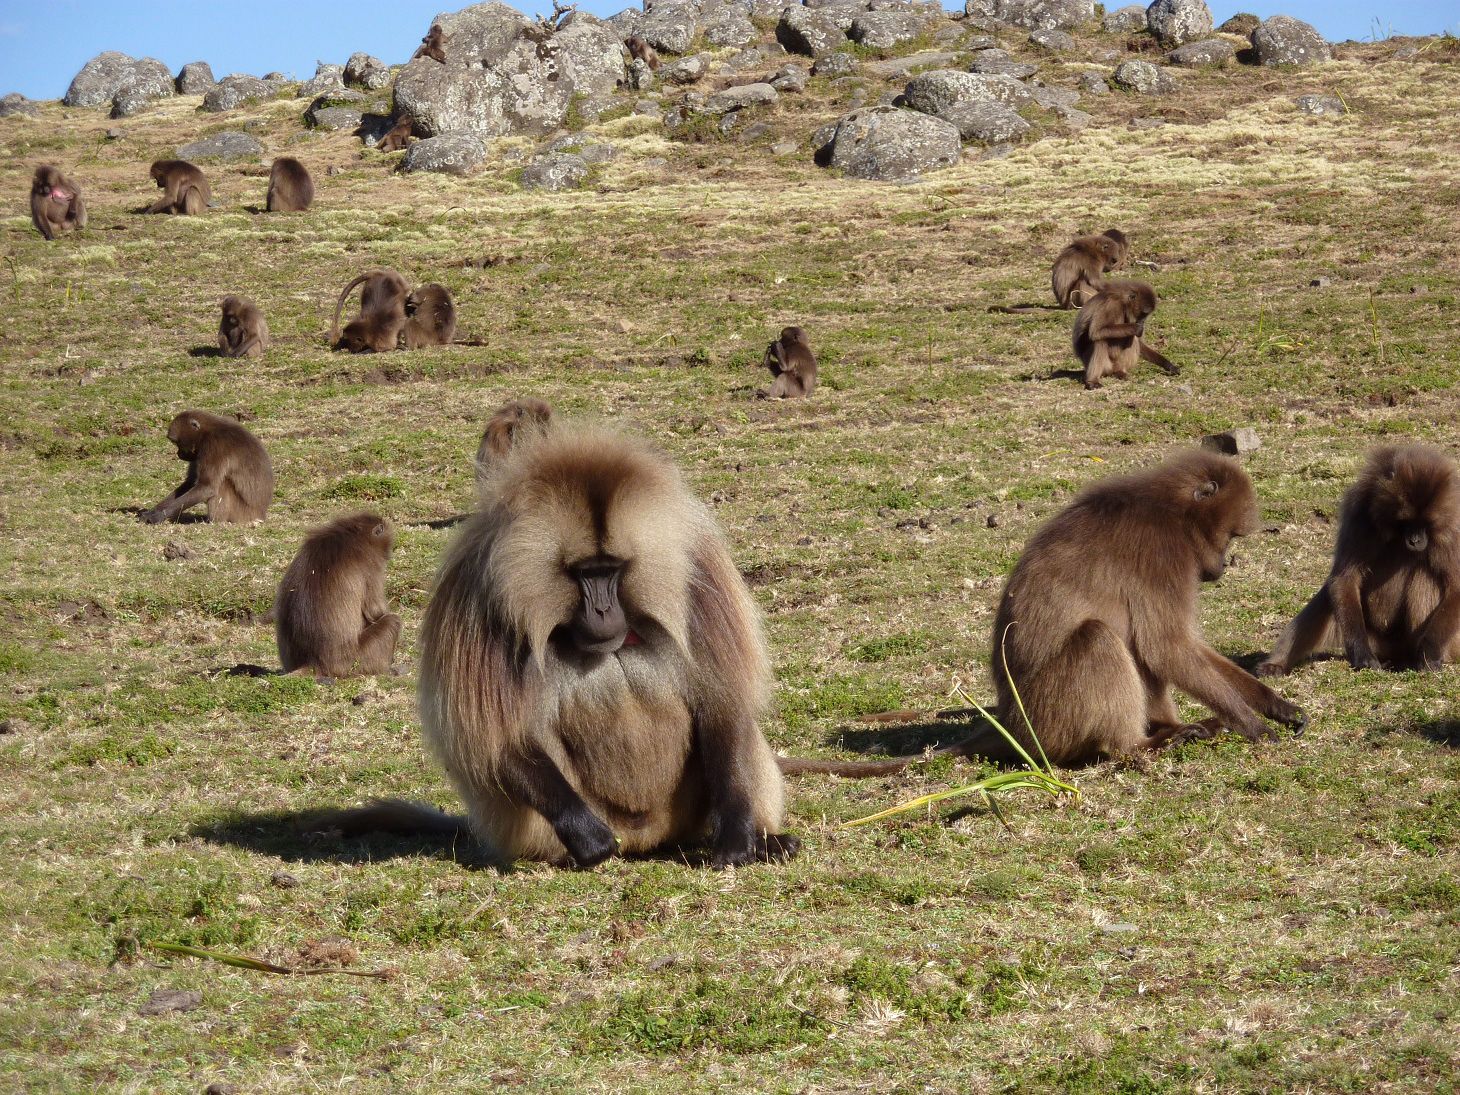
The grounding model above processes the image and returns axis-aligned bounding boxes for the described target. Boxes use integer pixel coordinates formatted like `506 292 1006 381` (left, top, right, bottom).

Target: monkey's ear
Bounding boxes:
188 417 201 431
372 523 388 538
1194 480 1219 502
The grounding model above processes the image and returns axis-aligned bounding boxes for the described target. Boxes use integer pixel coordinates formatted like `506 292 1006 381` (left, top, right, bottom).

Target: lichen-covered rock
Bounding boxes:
940 100 1030 142
1111 59 1177 93
607 8 645 36
297 63 346 98
64 52 173 109
777 7 847 56
403 131 489 174
1251 16 1331 66
850 12 928 49
0 93 40 118
1167 38 1234 66
1102 5 1146 32
1295 94 1345 115
175 62 216 95
641 7 698 54
627 58 656 90
394 4 627 139
203 74 273 112
308 104 366 130
969 50 1039 77
770 64 810 92
520 152 589 190
1145 0 1212 48
1076 70 1110 94
176 131 264 161
961 0 1094 31
704 82 779 114
813 52 860 76
824 105 961 181
704 13 758 47
661 55 709 84
1029 28 1074 50
904 69 1034 114
345 53 392 90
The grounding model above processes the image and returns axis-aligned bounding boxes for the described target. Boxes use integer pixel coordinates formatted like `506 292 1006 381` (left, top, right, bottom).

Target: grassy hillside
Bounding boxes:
1 25 1458 1094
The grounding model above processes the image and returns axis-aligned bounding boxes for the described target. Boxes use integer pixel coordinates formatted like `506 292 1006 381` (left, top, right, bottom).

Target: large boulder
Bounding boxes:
969 48 1037 77
520 152 588 190
403 131 489 174
203 75 274 112
1111 58 1177 93
393 4 627 139
1145 0 1212 48
777 7 847 56
297 63 347 98
704 82 778 114
961 1 1093 31
345 53 392 90
904 70 1034 114
1250 16 1331 66
175 62 216 95
824 105 962 181
704 13 758 47
176 132 264 162
64 52 173 109
1102 5 1146 32
850 12 928 49
640 5 698 54
941 100 1029 142
0 93 41 118
1167 38 1233 66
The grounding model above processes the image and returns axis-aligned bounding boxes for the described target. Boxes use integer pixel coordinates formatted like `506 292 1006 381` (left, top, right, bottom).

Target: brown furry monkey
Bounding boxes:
328 423 800 868
30 165 87 240
275 512 401 677
624 36 662 70
780 451 1306 775
1052 229 1128 309
1073 280 1179 389
145 160 210 215
266 157 314 213
374 115 414 153
139 410 274 524
763 326 818 399
1260 445 1460 675
413 24 448 62
217 295 270 358
475 397 554 483
331 269 409 353
403 283 457 349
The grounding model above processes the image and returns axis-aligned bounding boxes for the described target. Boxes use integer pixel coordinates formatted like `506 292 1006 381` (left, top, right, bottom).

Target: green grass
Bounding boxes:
1 23 1459 1095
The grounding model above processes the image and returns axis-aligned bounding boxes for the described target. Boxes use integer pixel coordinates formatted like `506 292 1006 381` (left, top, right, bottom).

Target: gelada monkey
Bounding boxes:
780 451 1306 774
1052 229 1128 309
275 513 402 677
217 295 270 358
413 24 448 62
139 410 274 524
374 115 414 153
403 283 457 349
145 160 210 215
30 165 87 240
331 269 409 353
1260 445 1460 674
475 397 553 483
328 423 800 868
763 326 817 399
266 157 314 213
1073 280 1179 390
624 36 661 71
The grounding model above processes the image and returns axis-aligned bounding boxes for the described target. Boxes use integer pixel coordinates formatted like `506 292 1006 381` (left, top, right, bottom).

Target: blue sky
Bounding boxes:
1 2 1455 100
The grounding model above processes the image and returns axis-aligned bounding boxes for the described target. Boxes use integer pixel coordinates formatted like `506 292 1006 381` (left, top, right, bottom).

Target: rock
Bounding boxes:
0 93 41 118
661 55 709 84
986 513 1001 528
176 132 264 161
1167 38 1234 66
175 62 216 95
1216 12 1259 36
607 8 645 36
705 82 778 113
543 134 617 163
813 52 859 76
1056 105 1091 128
704 14 758 48
64 52 173 109
1029 85 1079 109
1077 70 1110 94
904 70 1034 115
1309 276 1331 287
270 870 300 889
308 105 366 131
520 152 589 190
162 541 193 561
777 7 847 56
771 139 798 154
138 989 203 1017
850 12 929 49
813 0 871 34
770 64 810 92
941 100 1030 141
345 53 392 90
863 49 960 78
961 1 1094 31
403 132 489 174
105 127 124 139
1250 16 1331 66
1145 0 1212 48
203 75 273 112
969 51 1039 78
824 105 961 181
1029 28 1075 50
1295 94 1345 116
109 91 154 118
262 72 291 88
627 58 656 90
641 7 698 54
1111 59 1177 93
1102 5 1146 32
394 5 627 139
1200 428 1261 455
296 63 346 98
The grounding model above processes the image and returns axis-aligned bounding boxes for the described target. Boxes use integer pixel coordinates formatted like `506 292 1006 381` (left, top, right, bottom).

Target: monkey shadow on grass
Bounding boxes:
409 514 469 531
187 346 222 359
824 714 997 760
107 505 207 524
192 808 502 870
1385 719 1460 748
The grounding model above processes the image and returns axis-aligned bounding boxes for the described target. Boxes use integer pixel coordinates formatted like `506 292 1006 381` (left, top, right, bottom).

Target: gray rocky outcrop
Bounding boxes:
393 4 627 139
705 13 758 47
941 100 1030 142
0 93 40 117
824 105 962 180
1295 94 1344 115
961 1 1094 31
175 62 216 95
641 5 698 54
520 151 588 190
770 64 810 92
1029 28 1075 50
1145 0 1212 48
1102 5 1147 32
64 52 174 111
813 53 860 76
777 7 847 55
904 69 1034 114
705 82 779 113
850 12 928 49
1167 38 1234 65
661 55 709 84
176 131 264 161
1076 70 1110 94
203 75 273 112
297 63 346 98
970 50 1039 77
1112 58 1177 93
1250 16 1331 65
308 103 366 130
345 53 392 90
402 131 489 174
